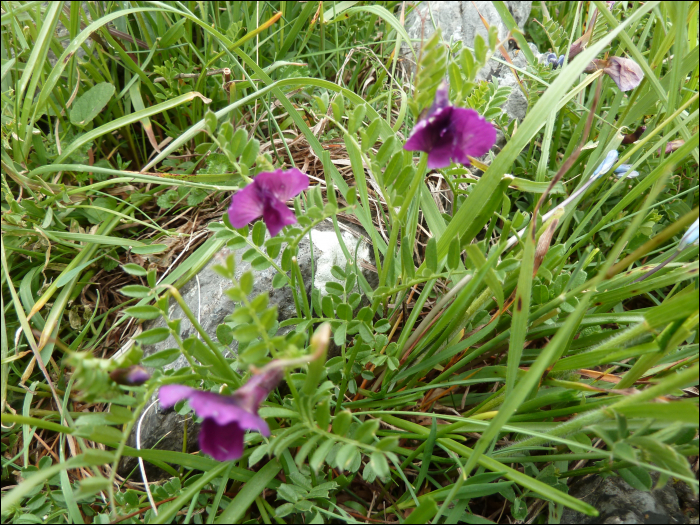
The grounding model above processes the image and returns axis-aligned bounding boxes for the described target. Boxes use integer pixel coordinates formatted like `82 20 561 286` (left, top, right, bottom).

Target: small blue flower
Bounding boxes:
592 150 619 179
613 164 639 178
679 219 699 251
545 53 565 70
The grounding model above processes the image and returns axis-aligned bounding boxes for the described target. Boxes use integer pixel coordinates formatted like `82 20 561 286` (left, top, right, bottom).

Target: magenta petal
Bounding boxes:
228 183 264 228
262 198 297 237
159 385 199 408
184 390 269 434
430 83 450 114
235 368 284 410
256 169 310 202
404 104 496 168
451 108 498 163
199 418 245 461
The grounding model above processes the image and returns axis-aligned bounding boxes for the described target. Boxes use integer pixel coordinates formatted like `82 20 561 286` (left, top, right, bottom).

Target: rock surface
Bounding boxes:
118 221 373 480
43 2 92 67
561 473 690 524
401 1 536 121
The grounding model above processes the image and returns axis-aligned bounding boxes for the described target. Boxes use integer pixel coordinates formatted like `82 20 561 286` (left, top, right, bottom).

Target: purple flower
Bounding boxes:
110 366 150 386
404 85 497 169
603 57 644 92
159 368 283 461
228 169 309 237
659 139 685 154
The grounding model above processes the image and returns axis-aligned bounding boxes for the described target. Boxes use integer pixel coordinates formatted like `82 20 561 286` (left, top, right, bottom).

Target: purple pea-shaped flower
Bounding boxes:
661 139 685 155
404 84 497 169
603 56 644 92
159 368 283 461
228 169 309 237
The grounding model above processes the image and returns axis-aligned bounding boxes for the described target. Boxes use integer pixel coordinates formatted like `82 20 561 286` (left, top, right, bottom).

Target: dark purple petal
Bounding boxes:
228 183 264 228
199 418 245 462
405 103 496 169
404 106 453 154
228 169 309 235
262 197 298 237
604 57 644 91
256 169 310 203
158 370 283 461
174 390 267 433
424 138 457 169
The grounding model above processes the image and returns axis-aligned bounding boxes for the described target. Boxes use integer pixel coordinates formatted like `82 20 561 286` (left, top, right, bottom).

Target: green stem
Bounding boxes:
162 285 240 386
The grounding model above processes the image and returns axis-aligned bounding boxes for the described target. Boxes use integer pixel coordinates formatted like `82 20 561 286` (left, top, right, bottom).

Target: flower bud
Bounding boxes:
109 365 150 386
622 125 646 144
603 57 644 92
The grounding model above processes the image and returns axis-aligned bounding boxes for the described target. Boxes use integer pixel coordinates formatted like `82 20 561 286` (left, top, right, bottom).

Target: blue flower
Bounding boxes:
591 150 619 179
613 164 639 179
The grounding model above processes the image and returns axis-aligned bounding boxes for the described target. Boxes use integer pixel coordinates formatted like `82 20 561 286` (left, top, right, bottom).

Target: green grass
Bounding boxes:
1 1 698 524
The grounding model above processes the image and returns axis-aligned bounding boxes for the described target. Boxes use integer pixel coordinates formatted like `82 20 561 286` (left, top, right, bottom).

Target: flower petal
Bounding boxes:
404 106 453 153
199 418 245 461
262 198 297 237
228 183 264 228
110 365 150 386
158 385 199 408
679 219 699 250
450 108 497 164
255 169 310 202
184 389 270 433
234 368 285 411
592 150 619 179
425 139 457 169
604 57 644 92
429 82 450 115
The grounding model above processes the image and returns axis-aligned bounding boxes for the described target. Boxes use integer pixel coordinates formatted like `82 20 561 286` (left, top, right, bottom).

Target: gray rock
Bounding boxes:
43 2 92 67
561 473 689 524
401 1 536 121
673 480 699 524
118 221 373 480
